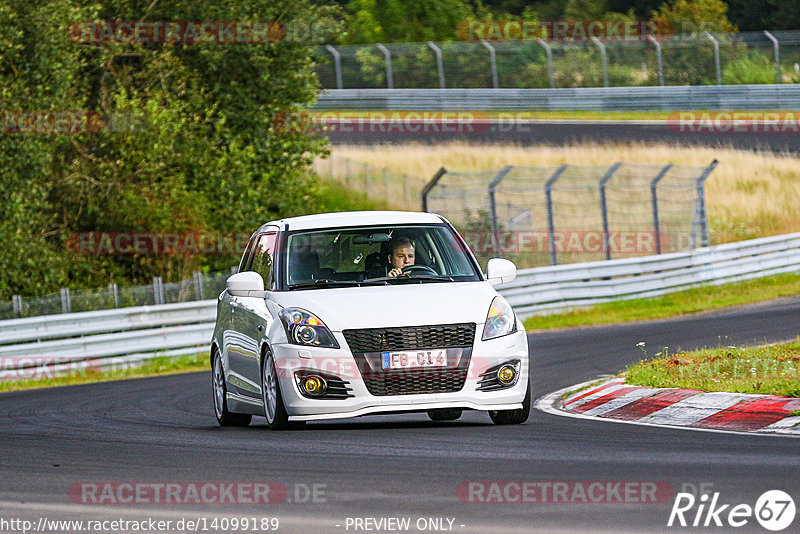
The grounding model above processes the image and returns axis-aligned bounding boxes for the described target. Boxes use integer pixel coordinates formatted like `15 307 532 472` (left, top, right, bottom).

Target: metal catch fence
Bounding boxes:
1 270 234 321
422 161 718 267
314 154 421 210
316 31 800 90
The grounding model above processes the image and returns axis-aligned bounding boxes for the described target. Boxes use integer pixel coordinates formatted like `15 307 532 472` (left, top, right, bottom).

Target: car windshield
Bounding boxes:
283 224 481 290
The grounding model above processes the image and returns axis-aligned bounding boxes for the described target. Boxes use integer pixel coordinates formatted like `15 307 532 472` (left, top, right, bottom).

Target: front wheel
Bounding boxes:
489 380 531 425
262 349 304 430
212 348 252 427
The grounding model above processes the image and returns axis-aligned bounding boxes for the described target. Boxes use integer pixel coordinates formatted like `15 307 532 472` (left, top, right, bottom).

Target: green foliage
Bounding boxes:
342 0 475 44
564 0 609 20
0 0 377 301
722 49 779 84
651 0 737 35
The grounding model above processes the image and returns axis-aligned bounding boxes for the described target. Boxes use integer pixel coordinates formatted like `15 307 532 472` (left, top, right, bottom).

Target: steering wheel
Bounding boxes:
402 264 438 275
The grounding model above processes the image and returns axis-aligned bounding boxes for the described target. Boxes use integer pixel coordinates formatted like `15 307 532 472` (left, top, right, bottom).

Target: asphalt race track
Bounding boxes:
1 299 799 533
326 120 800 153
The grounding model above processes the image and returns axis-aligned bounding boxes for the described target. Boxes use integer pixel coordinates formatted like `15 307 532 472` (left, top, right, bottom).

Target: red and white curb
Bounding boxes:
535 377 800 437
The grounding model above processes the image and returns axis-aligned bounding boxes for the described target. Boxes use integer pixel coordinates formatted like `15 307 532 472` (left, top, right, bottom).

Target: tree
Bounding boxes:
0 0 339 299
651 0 737 35
343 0 475 43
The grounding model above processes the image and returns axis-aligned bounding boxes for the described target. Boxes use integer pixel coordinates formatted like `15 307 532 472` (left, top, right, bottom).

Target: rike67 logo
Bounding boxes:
668 490 795 531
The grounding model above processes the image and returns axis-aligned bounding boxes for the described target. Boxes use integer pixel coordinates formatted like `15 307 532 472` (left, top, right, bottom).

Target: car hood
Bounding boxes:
269 281 498 331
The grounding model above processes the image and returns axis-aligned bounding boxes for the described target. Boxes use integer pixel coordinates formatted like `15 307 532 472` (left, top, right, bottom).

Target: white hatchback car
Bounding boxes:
211 211 530 429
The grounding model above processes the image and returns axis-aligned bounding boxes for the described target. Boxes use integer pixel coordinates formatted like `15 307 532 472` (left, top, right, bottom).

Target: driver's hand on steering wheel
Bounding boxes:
387 267 404 277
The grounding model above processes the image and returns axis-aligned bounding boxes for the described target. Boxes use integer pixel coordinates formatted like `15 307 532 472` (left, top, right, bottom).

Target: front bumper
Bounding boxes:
271 325 529 421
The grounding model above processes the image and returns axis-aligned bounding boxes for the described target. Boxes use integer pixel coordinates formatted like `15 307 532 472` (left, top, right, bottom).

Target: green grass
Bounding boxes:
623 339 800 397
0 352 209 393
524 271 800 331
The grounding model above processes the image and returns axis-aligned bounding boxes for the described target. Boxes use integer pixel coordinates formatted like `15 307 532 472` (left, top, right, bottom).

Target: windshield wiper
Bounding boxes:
288 279 361 290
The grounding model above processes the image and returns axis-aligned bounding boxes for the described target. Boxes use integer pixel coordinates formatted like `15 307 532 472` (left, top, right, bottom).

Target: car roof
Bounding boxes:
259 211 445 232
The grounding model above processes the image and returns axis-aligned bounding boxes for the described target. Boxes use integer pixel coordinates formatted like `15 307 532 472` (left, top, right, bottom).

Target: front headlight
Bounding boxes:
279 308 339 348
482 296 517 340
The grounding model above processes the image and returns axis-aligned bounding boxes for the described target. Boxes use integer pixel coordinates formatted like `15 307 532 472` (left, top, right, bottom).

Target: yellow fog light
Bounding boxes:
303 375 327 396
497 364 517 384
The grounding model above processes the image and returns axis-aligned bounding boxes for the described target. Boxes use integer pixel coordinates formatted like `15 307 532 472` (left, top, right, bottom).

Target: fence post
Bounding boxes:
376 43 393 89
763 30 781 84
704 32 722 85
364 163 371 196
646 34 664 86
544 164 569 265
193 271 204 300
153 276 164 305
403 174 410 208
480 40 499 88
590 36 609 87
108 283 119 308
691 159 719 249
599 162 623 260
59 288 71 313
421 167 448 212
427 42 445 88
536 38 555 88
325 45 343 89
12 295 22 317
649 164 673 254
384 168 391 205
488 166 514 249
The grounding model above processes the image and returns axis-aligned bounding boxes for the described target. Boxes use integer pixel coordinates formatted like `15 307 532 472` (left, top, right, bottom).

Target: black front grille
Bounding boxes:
343 323 475 353
343 324 476 396
365 369 466 396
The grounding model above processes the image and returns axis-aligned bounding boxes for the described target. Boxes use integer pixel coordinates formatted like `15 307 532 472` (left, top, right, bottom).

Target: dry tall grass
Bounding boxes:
329 143 800 244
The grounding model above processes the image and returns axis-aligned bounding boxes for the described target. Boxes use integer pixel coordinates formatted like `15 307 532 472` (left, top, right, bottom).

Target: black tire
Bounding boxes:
262 348 305 431
427 408 463 421
489 380 531 425
212 348 252 427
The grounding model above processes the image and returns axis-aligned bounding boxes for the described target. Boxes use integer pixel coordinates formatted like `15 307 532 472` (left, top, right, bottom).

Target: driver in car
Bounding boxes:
387 236 415 277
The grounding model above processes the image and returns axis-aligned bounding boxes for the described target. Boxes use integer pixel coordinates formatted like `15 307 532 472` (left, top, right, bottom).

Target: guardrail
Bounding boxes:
501 232 800 316
314 85 800 111
2 233 799 380
0 300 216 380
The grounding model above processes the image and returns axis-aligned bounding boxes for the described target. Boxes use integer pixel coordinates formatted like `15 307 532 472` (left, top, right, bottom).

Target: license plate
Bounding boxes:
381 350 446 370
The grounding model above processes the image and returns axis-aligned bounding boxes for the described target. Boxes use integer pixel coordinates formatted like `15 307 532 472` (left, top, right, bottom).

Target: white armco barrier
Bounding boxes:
1 233 799 379
499 233 800 316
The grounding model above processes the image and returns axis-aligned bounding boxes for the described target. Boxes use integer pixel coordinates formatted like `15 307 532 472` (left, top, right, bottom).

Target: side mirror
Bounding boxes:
226 271 266 297
486 258 517 286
